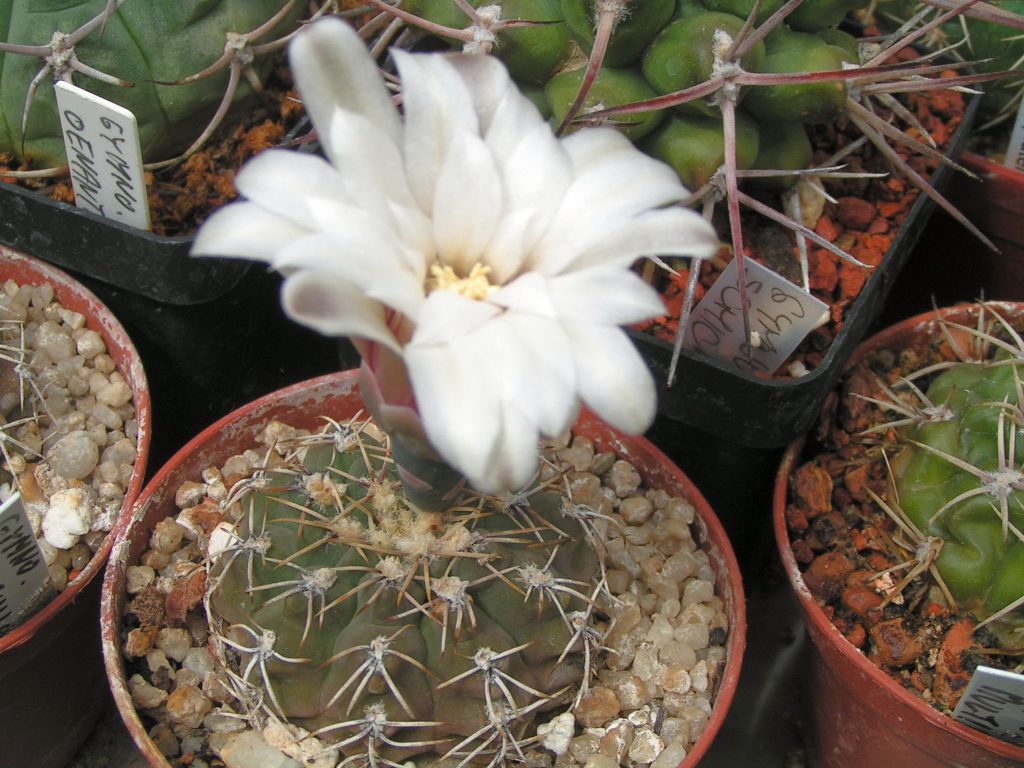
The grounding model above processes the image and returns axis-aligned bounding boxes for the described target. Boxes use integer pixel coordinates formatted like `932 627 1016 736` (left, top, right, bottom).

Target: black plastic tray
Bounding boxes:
632 89 981 449
0 179 248 305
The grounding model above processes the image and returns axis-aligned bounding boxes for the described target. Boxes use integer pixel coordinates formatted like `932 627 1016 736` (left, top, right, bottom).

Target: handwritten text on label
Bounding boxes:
683 258 829 376
54 81 151 231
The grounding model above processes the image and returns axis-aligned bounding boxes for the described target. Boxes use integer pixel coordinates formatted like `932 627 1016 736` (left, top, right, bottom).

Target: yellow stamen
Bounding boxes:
427 263 498 301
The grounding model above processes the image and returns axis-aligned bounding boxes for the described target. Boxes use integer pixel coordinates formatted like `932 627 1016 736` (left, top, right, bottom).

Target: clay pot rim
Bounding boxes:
0 247 151 655
962 150 1023 180
773 301 1024 760
102 369 746 768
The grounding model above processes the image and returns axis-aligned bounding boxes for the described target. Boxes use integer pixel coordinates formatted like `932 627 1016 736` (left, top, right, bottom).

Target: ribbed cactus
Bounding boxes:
206 419 604 763
388 0 868 191
893 356 1024 649
0 0 309 168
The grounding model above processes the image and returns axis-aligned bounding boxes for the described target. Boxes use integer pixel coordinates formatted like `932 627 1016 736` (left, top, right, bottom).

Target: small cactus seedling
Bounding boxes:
0 0 330 172
206 417 606 765
874 304 1024 649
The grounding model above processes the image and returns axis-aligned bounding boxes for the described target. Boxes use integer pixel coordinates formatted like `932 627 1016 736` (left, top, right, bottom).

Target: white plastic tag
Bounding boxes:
1005 92 1024 174
0 493 54 636
682 258 829 376
54 81 151 231
952 666 1024 747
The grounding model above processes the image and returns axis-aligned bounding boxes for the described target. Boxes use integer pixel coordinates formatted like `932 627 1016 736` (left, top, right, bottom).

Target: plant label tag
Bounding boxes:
1005 91 1024 174
0 493 54 637
952 666 1024 747
682 258 829 376
54 81 151 231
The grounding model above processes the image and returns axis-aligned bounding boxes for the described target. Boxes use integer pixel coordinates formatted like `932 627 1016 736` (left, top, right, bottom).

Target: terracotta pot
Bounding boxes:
0 246 151 768
955 152 1024 265
102 370 746 768
773 302 1024 768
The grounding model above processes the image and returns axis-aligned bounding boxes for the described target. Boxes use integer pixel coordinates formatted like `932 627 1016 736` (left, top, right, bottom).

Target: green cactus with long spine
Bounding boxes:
378 0 1002 312
207 418 604 763
892 354 1024 649
390 0 866 191
0 0 309 168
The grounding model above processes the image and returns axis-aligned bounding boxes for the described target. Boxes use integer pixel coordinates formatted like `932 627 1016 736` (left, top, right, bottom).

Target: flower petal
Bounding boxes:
432 131 503 275
446 53 519 136
304 196 428 283
273 233 424 320
566 206 719 271
411 290 501 346
326 109 419 228
529 129 690 275
404 331 503 491
489 272 556 318
289 18 401 157
492 312 578 438
190 201 309 261
485 120 573 282
394 50 479 216
491 401 542 493
282 272 401 353
233 150 352 231
564 323 656 434
548 268 665 326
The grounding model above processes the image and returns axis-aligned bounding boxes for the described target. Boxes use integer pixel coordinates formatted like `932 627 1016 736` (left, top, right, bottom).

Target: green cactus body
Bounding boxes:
485 0 575 84
642 110 759 188
741 26 855 125
894 359 1024 648
207 422 602 760
749 121 812 191
699 0 785 24
560 0 677 66
641 11 766 118
0 0 304 167
546 65 665 139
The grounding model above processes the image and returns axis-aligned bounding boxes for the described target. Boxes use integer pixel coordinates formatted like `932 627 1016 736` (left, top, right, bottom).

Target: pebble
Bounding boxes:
628 729 664 764
166 684 213 729
148 723 180 757
128 674 168 709
47 431 99 480
607 460 641 498
538 712 576 755
651 742 686 768
41 487 94 548
217 731 302 768
126 565 156 594
575 687 621 728
157 627 193 662
599 719 633 763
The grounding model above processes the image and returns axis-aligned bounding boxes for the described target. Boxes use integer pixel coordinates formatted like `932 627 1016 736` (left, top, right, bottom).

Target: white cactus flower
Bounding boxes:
193 18 718 493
